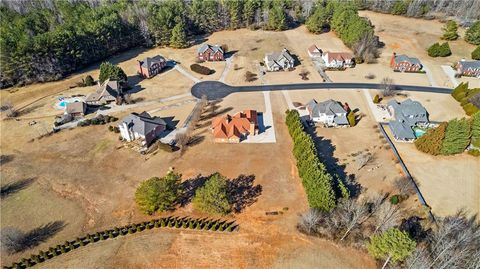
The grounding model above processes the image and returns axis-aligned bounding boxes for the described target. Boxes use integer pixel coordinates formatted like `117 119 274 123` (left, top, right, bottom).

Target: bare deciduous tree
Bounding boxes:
338 199 369 241
394 177 417 196
381 77 397 97
1 101 18 118
298 208 321 235
353 33 379 64
373 202 402 234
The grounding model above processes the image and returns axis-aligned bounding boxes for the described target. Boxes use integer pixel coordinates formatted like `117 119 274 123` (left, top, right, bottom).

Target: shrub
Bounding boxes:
190 64 212 75
451 82 468 101
463 103 480 116
84 75 95 86
465 21 480 45
442 20 459 41
134 171 181 214
373 94 380 104
245 71 257 82
192 173 231 215
414 122 447 155
427 42 451 57
468 148 480 156
347 111 356 127
472 46 480 60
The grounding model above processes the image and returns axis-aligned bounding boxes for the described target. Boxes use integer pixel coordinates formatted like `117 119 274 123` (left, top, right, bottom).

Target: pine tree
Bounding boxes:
134 171 182 214
441 118 471 155
99 62 127 84
170 19 188 49
471 112 480 147
451 82 469 101
306 4 329 34
465 21 480 45
472 46 480 60
414 122 447 155
192 173 231 215
442 20 459 41
347 111 356 127
367 228 416 269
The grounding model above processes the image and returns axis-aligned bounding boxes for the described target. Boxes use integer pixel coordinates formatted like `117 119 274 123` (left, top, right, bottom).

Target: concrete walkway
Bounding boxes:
96 93 192 115
219 55 234 82
174 65 201 83
423 65 439 87
441 65 459 87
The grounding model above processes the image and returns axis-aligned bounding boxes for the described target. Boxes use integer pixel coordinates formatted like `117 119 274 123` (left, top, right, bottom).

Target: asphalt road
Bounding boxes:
191 81 453 100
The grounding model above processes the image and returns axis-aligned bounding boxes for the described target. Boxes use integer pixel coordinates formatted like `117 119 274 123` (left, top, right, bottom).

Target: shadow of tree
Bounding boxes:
1 221 66 254
308 127 361 198
1 178 35 199
0 154 14 166
178 175 208 207
227 174 262 213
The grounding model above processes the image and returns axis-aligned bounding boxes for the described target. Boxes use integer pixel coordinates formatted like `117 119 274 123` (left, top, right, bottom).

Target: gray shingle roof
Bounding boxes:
389 121 416 140
121 111 166 136
394 54 422 66
140 55 166 69
458 60 480 70
309 99 347 117
197 44 224 54
85 79 120 103
388 99 428 140
265 48 294 68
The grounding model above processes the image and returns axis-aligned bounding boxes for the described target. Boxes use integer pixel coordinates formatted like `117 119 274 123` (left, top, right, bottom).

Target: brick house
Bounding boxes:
456 60 480 77
197 44 224 61
390 53 423 72
137 55 167 78
211 110 258 143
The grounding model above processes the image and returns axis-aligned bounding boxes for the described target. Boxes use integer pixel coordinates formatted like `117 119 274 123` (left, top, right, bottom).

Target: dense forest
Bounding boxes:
0 0 478 88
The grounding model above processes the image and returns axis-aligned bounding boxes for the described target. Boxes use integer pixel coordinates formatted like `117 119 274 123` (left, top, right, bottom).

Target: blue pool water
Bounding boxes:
58 101 67 108
414 129 426 138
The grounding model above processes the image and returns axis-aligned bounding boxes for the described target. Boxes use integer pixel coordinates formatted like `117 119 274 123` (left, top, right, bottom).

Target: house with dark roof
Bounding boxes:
211 110 258 143
65 101 87 118
322 52 355 68
137 55 167 78
456 60 480 77
387 99 429 141
390 53 423 72
118 112 167 146
306 99 349 127
197 44 224 61
85 79 122 105
264 48 295 71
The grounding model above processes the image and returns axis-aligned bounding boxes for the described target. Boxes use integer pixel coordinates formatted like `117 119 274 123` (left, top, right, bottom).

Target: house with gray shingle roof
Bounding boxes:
390 53 423 72
85 79 122 105
306 99 349 127
197 44 224 61
264 48 295 71
456 60 480 77
387 99 429 141
119 111 167 146
137 55 167 78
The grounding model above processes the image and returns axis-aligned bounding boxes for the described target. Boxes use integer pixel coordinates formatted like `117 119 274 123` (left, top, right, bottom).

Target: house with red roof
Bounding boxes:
322 52 355 68
211 110 259 143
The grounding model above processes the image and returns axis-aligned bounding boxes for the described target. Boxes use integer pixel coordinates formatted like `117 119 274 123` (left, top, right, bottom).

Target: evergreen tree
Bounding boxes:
471 112 480 147
306 4 329 34
465 21 480 45
267 1 288 31
244 0 261 28
442 20 459 41
347 111 356 127
414 122 447 155
134 172 182 214
472 46 480 60
99 62 127 84
391 1 409 15
451 82 469 101
192 173 231 215
367 228 416 269
441 118 471 155
170 18 188 49
226 0 244 29
427 42 451 57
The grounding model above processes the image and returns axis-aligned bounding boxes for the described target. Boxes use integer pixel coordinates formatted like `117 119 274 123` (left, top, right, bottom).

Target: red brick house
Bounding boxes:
137 55 167 78
197 44 224 61
390 53 423 72
456 60 480 77
211 110 258 143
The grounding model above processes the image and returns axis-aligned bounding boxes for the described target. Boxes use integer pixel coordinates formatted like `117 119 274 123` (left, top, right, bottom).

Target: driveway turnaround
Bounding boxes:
191 81 453 100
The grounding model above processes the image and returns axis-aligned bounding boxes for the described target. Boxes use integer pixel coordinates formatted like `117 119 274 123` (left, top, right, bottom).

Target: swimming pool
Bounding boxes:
55 97 84 110
414 128 426 138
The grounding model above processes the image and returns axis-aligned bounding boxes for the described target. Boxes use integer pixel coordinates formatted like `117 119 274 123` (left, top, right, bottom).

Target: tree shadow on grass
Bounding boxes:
227 175 262 213
1 178 35 199
178 175 208 207
0 154 14 166
1 221 66 254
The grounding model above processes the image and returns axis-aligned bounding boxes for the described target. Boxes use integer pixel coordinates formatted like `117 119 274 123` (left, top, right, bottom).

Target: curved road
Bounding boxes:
191 81 452 100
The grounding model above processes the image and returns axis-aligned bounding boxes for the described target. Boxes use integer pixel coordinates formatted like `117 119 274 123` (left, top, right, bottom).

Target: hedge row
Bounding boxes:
4 217 237 269
285 110 337 212
190 64 213 75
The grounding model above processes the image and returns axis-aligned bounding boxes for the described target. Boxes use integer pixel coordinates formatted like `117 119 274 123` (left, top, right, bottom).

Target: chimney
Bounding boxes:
249 122 256 136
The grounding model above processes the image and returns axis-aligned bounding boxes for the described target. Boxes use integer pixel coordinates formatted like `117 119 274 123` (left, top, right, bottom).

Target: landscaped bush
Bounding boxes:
427 42 451 57
373 94 380 104
84 75 95 86
347 111 356 127
285 110 336 211
190 64 213 75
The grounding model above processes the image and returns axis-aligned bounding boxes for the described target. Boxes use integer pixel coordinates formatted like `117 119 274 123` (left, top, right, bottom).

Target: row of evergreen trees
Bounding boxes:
285 110 340 212
4 216 236 269
414 112 480 156
451 82 480 116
